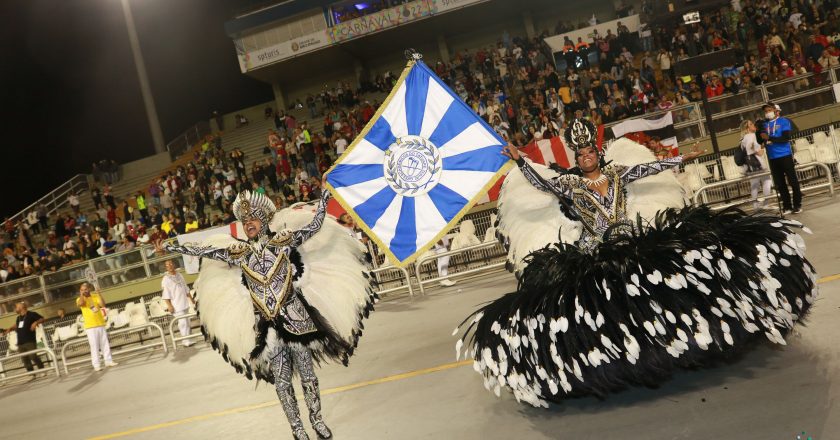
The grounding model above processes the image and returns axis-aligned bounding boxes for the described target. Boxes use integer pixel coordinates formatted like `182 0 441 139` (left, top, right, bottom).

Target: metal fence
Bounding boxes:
165 121 211 161
0 244 184 314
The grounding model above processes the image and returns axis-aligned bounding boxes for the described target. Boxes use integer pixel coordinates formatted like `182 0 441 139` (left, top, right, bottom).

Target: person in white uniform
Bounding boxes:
434 237 456 287
161 260 196 347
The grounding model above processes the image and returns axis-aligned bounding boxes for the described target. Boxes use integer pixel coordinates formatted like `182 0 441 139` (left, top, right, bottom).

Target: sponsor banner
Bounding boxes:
239 30 330 72
329 0 433 43
430 0 488 13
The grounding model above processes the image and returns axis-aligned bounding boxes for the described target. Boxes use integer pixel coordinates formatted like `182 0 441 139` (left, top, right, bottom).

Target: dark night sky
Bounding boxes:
0 0 273 218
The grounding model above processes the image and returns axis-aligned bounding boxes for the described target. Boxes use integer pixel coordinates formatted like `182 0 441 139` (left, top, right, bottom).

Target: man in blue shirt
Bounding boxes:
759 103 802 214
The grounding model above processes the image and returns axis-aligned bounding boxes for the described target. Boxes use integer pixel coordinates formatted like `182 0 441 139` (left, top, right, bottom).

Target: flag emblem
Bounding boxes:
325 59 511 266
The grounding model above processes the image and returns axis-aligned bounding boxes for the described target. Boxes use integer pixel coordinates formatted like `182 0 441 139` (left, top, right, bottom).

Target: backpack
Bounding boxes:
734 141 748 166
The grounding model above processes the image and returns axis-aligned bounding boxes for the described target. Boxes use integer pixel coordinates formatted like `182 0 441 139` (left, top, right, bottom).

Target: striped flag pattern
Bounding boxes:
325 59 511 266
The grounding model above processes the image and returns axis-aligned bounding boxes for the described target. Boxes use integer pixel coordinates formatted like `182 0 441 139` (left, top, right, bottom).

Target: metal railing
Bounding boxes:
0 243 184 313
0 348 61 384
371 266 414 298
413 242 507 296
7 174 90 230
165 121 211 161
168 313 203 352
60 322 167 374
692 162 835 210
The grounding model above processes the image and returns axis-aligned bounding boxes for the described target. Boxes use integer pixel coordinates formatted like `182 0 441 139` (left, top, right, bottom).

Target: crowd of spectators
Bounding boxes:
420 0 840 146
4 0 840 314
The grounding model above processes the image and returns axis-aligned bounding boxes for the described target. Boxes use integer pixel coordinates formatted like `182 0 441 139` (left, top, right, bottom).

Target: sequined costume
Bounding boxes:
166 189 376 440
516 155 683 252
457 127 818 408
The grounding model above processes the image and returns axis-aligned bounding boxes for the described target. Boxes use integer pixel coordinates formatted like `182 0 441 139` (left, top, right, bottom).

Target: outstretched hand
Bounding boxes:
682 144 707 161
501 143 521 161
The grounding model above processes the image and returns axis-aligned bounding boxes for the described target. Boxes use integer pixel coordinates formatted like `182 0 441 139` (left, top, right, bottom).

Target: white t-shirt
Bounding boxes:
335 138 348 155
161 272 191 312
741 132 767 171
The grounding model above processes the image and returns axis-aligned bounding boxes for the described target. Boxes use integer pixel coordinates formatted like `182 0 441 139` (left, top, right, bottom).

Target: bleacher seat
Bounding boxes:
148 296 168 318
794 149 815 164
124 302 149 327
721 155 745 181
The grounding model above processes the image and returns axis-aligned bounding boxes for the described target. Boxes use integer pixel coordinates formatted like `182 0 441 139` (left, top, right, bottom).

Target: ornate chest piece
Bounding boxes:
241 251 293 319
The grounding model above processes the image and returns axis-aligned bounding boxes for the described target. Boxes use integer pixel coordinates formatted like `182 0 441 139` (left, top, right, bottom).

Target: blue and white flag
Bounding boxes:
325 59 511 267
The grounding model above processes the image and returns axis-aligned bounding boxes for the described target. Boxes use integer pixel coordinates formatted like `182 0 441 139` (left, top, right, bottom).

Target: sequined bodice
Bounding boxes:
517 156 682 252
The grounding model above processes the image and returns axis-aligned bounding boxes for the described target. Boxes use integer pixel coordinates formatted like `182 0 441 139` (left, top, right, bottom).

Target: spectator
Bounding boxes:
3 302 46 374
759 103 802 214
161 259 195 348
740 120 772 211
135 191 148 223
67 192 80 214
76 282 118 371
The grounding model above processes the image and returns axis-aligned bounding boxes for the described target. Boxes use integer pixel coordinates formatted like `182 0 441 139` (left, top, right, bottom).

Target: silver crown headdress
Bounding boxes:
233 190 276 228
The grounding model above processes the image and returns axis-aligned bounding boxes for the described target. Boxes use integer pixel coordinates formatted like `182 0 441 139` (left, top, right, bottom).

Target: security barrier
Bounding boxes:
0 348 61 384
413 242 507 296
60 322 168 374
692 162 835 210
167 313 204 352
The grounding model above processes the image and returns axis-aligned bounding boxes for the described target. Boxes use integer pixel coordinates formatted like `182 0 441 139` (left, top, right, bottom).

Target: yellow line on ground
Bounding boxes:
88 273 840 439
87 360 472 440
818 273 840 284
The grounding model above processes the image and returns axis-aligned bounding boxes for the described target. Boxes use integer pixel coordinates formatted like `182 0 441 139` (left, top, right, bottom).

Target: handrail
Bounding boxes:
7 174 89 228
691 162 835 209
168 313 203 352
60 322 168 374
0 348 61 384
413 242 507 296
165 121 211 161
370 266 414 298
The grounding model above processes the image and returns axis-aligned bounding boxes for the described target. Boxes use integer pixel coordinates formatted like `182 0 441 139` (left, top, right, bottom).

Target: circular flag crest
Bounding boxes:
383 135 442 197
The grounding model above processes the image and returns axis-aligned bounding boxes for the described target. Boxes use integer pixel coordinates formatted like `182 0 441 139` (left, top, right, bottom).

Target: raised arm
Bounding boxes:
516 157 574 200
291 189 331 246
620 155 684 184
164 242 237 264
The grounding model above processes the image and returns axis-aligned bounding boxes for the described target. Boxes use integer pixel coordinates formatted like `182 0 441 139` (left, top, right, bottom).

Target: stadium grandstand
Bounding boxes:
3 0 840 438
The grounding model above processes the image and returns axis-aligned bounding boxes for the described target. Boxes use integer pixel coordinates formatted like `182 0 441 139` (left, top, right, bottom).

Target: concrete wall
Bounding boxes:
119 152 172 182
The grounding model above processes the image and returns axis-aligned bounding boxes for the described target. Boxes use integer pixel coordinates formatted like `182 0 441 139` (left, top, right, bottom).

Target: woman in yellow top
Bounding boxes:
76 282 118 371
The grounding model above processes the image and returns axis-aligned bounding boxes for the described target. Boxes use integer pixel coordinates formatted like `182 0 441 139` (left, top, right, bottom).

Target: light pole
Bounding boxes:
120 0 166 154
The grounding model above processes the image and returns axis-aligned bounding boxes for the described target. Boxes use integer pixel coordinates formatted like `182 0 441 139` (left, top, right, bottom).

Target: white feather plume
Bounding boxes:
192 204 374 380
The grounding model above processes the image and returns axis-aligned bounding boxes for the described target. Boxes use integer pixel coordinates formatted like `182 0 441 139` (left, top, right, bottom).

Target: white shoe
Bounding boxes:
782 209 793 215
94 365 102 372
182 341 193 348
439 279 456 287
105 361 119 367
793 207 803 214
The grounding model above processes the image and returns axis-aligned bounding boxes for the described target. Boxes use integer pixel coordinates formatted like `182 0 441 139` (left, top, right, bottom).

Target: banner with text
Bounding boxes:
329 0 433 43
237 30 331 73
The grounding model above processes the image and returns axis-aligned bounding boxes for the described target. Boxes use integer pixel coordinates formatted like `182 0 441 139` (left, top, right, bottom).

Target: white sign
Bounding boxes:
239 30 330 73
544 15 641 55
834 83 840 103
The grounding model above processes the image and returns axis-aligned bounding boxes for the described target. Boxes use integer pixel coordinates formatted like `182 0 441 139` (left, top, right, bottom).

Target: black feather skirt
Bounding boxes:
457 206 818 407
